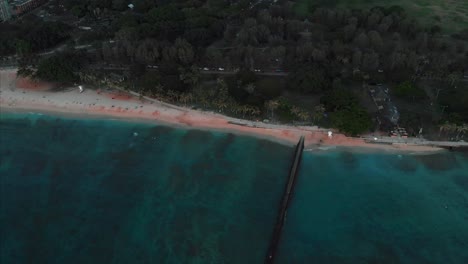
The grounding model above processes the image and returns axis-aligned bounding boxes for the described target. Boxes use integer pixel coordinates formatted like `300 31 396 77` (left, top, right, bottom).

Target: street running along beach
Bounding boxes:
0 69 458 153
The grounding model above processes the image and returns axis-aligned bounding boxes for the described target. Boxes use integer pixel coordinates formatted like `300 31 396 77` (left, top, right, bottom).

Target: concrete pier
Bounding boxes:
265 136 305 264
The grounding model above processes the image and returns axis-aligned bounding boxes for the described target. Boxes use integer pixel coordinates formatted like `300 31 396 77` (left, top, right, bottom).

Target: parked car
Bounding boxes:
203 67 209 71
218 67 225 71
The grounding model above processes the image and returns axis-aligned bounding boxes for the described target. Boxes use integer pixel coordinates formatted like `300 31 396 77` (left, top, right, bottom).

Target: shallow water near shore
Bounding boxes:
0 112 292 263
1 112 468 263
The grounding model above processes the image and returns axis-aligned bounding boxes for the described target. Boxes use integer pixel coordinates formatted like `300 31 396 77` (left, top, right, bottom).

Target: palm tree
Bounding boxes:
230 102 240 114
220 102 229 112
240 105 250 118
79 72 94 83
265 100 280 119
312 104 325 123
456 124 468 140
251 107 261 117
447 72 462 87
290 106 310 122
186 93 194 104
290 106 301 116
166 90 179 102
439 122 456 137
199 95 209 108
179 93 190 106
78 72 85 82
297 110 310 121
214 99 228 112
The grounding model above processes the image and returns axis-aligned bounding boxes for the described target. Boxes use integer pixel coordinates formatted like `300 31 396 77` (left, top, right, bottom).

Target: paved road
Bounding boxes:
0 63 289 78
87 65 289 76
363 136 468 148
417 76 468 83
0 41 97 68
200 70 288 76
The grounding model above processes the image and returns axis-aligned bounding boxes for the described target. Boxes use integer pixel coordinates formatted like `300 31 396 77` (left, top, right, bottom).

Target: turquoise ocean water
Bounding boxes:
277 151 468 264
1 112 468 263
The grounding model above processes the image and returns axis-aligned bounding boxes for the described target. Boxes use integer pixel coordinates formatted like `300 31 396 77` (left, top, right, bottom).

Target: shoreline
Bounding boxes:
1 106 295 147
0 69 454 154
4 107 446 157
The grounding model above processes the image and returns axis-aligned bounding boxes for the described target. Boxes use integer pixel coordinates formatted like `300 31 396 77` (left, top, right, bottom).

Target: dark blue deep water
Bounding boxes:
277 151 468 264
1 112 468 264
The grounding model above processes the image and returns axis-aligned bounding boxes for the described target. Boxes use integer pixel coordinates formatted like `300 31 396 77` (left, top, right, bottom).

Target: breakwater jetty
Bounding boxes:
265 136 305 264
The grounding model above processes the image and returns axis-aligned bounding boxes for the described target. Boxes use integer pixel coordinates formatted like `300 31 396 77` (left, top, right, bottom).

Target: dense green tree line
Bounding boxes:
19 52 82 83
321 89 372 135
80 0 467 88
0 19 70 56
393 81 426 100
20 0 468 131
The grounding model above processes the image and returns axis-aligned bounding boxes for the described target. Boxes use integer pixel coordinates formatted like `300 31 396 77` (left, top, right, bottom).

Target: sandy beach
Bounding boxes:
0 69 449 153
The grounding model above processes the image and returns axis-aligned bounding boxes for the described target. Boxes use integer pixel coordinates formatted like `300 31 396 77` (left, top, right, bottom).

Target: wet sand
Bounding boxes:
0 69 445 153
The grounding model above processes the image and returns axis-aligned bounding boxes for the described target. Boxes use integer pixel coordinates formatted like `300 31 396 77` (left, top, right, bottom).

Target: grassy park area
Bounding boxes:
295 0 468 33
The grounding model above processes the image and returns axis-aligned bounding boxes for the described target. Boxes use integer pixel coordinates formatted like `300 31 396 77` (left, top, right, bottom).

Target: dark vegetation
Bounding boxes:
7 0 468 135
321 89 372 135
393 81 426 100
0 18 70 56
34 53 82 82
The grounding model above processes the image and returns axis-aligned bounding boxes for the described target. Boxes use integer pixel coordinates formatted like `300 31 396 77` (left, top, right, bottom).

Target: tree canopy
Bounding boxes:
0 20 70 56
34 53 81 83
393 81 426 100
15 0 468 133
287 64 331 94
321 89 372 135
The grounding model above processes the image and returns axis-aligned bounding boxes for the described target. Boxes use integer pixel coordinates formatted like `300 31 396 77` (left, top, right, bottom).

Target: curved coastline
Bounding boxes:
0 69 456 154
